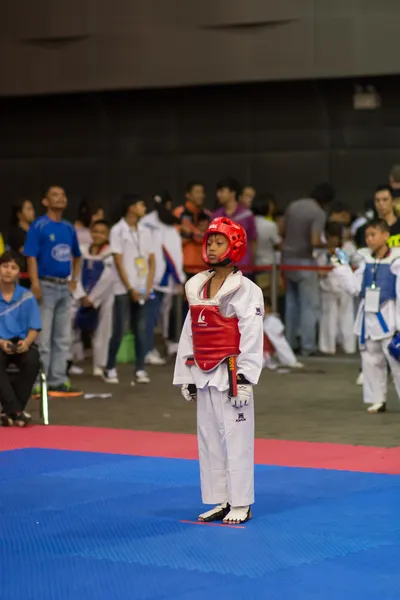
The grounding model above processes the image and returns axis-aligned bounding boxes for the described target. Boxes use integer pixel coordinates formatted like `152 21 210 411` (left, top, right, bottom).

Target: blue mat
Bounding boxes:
1 448 400 599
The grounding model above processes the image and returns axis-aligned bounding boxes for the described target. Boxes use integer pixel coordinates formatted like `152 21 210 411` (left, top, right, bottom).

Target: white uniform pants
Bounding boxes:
264 315 297 367
92 294 114 368
196 386 254 507
319 290 356 354
361 338 400 405
70 294 114 368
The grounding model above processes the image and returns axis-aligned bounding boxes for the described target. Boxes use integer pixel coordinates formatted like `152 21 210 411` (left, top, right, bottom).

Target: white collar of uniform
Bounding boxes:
360 246 400 264
119 218 144 235
186 269 242 305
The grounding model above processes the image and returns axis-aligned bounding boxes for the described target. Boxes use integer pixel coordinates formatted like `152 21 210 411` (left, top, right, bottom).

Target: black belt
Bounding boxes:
40 276 69 285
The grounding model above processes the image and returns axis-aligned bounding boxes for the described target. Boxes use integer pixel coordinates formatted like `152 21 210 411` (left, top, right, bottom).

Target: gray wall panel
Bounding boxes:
1 0 400 95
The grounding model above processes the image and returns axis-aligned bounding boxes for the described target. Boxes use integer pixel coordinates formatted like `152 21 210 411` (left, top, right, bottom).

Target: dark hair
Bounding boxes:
216 177 242 199
252 194 275 217
10 198 31 226
0 250 23 269
91 219 110 230
121 194 143 217
310 182 335 205
42 185 61 199
365 218 390 233
197 211 210 223
329 201 350 215
325 221 343 239
185 182 204 194
153 190 173 207
76 198 104 228
375 184 393 196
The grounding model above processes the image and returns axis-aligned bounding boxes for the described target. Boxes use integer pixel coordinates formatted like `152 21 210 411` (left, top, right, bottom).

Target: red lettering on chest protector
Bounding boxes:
189 304 240 371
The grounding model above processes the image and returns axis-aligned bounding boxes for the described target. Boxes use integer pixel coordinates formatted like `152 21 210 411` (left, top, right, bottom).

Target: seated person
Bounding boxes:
0 251 41 427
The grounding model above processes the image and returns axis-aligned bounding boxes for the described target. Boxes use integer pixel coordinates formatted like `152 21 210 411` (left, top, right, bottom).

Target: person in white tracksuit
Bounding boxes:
72 220 115 375
173 216 264 525
333 218 400 413
316 222 356 355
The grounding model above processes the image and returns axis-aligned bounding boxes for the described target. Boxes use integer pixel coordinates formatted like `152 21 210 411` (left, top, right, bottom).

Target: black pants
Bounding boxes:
0 346 40 414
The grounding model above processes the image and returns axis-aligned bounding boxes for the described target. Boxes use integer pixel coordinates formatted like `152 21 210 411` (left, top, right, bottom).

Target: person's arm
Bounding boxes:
86 256 115 307
24 225 41 299
332 261 365 296
173 312 195 385
110 227 140 301
113 254 140 301
146 252 155 298
234 285 265 385
17 294 41 353
310 210 327 249
68 228 82 294
27 257 41 300
17 329 38 353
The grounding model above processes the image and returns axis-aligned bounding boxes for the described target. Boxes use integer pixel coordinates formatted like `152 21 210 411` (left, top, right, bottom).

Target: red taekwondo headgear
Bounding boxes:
202 217 247 266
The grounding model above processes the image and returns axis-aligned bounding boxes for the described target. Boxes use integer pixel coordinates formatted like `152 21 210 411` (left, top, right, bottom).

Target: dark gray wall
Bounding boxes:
1 0 400 96
1 76 400 232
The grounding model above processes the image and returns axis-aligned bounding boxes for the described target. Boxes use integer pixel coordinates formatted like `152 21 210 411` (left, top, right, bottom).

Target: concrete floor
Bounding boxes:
28 356 400 448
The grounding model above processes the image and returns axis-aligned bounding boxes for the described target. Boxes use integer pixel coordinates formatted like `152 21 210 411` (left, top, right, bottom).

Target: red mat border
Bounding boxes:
1 426 400 474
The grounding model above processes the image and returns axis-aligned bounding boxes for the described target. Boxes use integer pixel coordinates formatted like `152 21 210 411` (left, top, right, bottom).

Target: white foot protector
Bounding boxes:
198 503 228 521
367 402 386 414
223 505 251 524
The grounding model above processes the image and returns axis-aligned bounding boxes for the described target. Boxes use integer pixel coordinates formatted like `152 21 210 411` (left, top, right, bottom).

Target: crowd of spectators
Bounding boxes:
1 166 400 420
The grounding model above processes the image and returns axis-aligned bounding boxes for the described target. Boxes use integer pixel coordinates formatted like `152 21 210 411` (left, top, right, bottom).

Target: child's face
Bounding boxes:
91 224 109 247
326 234 340 251
0 260 20 284
365 226 389 253
206 233 229 264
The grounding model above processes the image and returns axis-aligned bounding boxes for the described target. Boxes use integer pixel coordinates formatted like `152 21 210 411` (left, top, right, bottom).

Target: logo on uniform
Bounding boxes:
51 244 71 262
197 309 207 326
255 307 262 316
236 413 246 423
49 234 55 241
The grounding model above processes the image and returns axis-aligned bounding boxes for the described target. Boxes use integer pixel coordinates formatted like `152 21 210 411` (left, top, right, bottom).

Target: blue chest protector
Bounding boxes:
75 257 105 332
360 262 396 344
81 259 105 294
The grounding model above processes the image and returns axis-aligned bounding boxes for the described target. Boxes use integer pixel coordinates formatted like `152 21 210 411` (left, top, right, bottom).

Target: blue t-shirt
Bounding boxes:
0 285 41 340
24 216 81 279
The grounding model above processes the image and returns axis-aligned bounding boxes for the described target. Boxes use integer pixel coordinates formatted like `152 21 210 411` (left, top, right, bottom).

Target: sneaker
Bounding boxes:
167 342 179 356
48 382 83 398
93 366 103 377
136 370 150 384
102 369 119 384
367 402 386 414
291 361 305 369
145 349 166 366
69 365 84 375
356 371 363 386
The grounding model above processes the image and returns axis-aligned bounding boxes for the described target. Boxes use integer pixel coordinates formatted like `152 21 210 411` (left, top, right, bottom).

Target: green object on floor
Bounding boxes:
116 333 135 364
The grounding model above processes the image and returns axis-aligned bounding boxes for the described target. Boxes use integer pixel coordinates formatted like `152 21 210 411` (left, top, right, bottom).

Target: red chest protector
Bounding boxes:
189 305 240 371
185 270 242 372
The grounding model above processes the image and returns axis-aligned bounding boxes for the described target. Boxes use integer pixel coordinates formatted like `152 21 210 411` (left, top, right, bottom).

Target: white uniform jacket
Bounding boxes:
173 270 264 391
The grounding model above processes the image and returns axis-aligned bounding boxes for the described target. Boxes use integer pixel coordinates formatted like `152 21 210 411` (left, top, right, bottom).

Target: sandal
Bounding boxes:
198 503 231 522
0 413 14 427
12 412 31 428
223 506 252 524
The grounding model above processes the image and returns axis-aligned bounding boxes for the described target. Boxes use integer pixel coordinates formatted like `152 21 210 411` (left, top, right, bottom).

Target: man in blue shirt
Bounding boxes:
25 186 82 397
0 251 41 426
